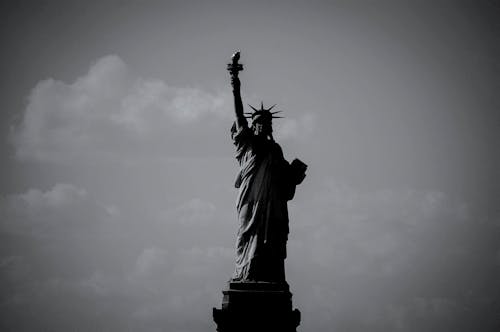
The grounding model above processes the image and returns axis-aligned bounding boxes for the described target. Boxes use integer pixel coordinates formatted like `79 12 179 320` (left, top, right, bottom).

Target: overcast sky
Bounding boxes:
0 1 499 331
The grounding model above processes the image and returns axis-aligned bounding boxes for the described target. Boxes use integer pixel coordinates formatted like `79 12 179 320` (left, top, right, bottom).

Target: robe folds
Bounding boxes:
231 124 296 282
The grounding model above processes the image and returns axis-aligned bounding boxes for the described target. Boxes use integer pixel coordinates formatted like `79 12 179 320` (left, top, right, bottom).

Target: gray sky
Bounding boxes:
1 1 499 331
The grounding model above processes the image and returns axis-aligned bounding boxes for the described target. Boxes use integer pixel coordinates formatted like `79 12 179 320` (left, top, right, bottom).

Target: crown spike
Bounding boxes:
248 104 259 112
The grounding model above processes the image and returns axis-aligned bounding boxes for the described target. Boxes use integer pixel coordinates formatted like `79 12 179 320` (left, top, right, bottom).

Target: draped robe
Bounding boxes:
231 124 296 282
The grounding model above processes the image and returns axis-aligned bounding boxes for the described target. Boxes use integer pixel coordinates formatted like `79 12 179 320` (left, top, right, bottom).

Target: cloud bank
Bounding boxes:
0 184 233 331
287 181 499 331
1 180 498 331
11 55 231 163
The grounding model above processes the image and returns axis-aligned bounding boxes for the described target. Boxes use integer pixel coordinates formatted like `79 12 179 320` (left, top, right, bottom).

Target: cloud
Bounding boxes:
0 183 133 330
130 245 232 287
122 245 232 330
1 180 498 331
133 247 169 277
20 183 87 208
275 112 316 141
10 55 232 163
0 182 234 331
286 181 500 331
170 198 217 225
0 183 104 238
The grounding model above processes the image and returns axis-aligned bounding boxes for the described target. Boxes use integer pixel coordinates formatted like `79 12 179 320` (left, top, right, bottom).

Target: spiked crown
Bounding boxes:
244 102 282 124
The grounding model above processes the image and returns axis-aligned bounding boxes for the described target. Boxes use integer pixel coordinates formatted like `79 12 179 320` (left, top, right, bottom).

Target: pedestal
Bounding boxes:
213 281 301 332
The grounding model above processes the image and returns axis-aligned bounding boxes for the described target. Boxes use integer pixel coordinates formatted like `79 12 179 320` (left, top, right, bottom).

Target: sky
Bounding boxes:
0 0 499 331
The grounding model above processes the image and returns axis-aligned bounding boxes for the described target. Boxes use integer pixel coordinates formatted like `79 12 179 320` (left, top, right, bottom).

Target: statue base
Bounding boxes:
213 281 301 332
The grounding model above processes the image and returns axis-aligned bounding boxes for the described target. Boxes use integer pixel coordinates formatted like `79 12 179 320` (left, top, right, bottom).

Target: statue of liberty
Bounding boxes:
227 52 307 282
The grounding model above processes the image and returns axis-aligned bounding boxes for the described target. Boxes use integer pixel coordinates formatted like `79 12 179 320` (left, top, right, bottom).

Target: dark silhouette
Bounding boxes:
213 52 305 332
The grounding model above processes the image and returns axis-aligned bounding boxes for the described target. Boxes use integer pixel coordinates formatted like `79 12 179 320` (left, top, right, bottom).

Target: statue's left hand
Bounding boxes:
290 159 307 185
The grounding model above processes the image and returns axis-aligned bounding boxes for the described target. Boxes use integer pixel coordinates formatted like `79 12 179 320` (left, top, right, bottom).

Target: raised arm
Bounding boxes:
228 52 248 130
231 76 247 130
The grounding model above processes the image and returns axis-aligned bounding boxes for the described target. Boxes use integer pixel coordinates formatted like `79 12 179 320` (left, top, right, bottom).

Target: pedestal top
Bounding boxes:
227 281 290 292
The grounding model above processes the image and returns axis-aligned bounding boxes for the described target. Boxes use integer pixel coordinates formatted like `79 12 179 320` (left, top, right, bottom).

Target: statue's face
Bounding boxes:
252 121 272 137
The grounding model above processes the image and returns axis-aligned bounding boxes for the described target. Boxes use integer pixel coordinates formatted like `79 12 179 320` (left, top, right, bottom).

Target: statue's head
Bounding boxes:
245 102 282 139
252 113 273 137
